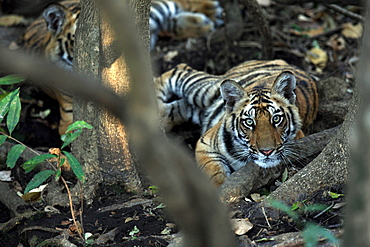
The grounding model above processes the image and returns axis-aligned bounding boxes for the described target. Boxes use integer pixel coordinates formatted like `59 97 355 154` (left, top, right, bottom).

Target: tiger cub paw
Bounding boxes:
194 1 224 27
177 0 224 26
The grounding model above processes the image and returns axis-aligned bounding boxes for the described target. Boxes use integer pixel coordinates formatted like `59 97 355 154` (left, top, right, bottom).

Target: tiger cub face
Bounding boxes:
42 2 79 70
219 72 302 168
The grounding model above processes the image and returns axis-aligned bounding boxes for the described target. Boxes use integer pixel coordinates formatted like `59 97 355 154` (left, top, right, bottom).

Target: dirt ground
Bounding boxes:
0 1 360 246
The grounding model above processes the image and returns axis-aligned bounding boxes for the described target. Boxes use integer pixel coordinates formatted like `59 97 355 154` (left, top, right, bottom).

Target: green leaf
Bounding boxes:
303 204 327 213
328 191 344 199
63 151 85 182
0 75 25 85
303 223 339 247
0 135 7 145
291 24 302 32
66 121 93 133
7 90 21 135
291 202 300 211
267 199 299 221
60 121 93 149
55 169 61 181
0 88 19 123
23 170 55 194
22 154 57 173
311 39 321 49
0 91 9 101
6 144 26 168
61 129 82 149
59 157 65 168
291 199 307 211
281 168 288 183
129 225 140 240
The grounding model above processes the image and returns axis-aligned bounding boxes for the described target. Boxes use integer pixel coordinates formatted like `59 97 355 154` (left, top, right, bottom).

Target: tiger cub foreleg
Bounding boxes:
55 92 73 135
195 123 230 187
155 64 206 132
156 98 194 132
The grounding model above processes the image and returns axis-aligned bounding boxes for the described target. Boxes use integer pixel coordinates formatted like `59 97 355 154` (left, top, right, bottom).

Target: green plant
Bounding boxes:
0 75 92 241
267 199 340 247
128 225 140 240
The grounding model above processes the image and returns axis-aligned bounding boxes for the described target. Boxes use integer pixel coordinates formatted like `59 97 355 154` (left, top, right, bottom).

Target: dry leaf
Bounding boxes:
61 220 72 226
250 193 264 202
124 215 139 223
160 227 172 235
291 26 326 37
21 184 48 202
49 148 71 171
69 221 83 235
326 34 346 51
230 218 253 235
96 228 118 244
22 192 42 202
333 202 347 209
306 47 328 72
341 22 363 39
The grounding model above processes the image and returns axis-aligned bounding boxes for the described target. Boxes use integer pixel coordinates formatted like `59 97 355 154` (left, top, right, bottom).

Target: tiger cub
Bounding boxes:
18 0 80 135
150 0 223 50
8 0 221 134
155 60 318 187
172 0 224 26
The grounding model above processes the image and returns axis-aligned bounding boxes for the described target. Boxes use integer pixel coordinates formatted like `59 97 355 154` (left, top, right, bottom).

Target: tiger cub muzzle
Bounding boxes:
242 109 287 168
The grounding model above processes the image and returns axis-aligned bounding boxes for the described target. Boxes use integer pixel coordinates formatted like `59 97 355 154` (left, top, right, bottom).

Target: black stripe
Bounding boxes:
296 80 311 122
204 102 224 129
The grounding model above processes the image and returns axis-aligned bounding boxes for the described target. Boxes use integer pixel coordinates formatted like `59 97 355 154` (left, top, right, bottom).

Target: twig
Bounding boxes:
313 202 334 219
324 4 364 22
261 206 271 228
79 185 85 239
0 131 42 157
60 176 84 241
239 0 274 59
0 131 84 242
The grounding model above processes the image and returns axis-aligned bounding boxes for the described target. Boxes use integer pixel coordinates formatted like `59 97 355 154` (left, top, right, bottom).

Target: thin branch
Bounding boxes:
97 1 236 246
324 4 364 22
0 130 84 241
0 2 236 246
239 0 274 59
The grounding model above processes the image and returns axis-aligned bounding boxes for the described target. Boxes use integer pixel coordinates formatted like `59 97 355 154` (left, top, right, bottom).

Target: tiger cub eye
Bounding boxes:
243 118 254 127
272 115 282 124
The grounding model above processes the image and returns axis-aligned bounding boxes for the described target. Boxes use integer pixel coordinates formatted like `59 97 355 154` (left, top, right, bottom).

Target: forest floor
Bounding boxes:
0 1 361 246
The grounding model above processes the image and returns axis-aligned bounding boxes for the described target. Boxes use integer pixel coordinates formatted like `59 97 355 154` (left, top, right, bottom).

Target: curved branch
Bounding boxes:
239 0 274 59
0 1 236 246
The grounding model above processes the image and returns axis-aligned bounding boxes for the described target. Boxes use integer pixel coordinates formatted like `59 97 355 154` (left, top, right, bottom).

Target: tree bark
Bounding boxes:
218 126 339 203
73 0 151 203
240 0 274 59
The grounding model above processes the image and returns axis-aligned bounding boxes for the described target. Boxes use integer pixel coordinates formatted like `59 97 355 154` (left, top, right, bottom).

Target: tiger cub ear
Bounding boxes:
272 71 297 105
220 79 246 112
43 4 67 36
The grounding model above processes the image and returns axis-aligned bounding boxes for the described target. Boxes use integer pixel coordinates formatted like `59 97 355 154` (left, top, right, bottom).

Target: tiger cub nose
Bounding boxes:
260 149 274 156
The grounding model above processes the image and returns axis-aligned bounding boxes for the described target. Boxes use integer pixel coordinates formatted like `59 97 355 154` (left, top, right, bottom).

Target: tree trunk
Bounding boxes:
73 0 151 203
343 0 370 245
